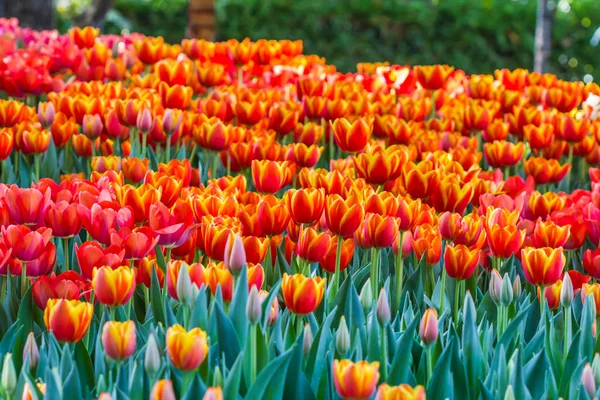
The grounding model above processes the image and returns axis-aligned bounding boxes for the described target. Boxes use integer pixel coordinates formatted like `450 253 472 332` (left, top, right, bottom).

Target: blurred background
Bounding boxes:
1 0 598 81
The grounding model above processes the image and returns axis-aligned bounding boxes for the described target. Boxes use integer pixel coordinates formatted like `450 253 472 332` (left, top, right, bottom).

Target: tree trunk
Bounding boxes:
2 0 54 30
533 0 555 73
74 0 115 28
186 0 215 40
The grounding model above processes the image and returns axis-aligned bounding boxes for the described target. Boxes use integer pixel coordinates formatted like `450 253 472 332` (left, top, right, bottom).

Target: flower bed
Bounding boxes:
0 16 599 400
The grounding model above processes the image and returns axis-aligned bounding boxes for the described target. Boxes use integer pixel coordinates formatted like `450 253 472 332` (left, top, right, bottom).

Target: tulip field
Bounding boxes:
2 16 600 400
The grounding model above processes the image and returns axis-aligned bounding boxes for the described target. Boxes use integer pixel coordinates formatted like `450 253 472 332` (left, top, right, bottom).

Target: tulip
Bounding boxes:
37 102 55 127
336 316 351 356
330 117 372 153
419 308 438 345
360 213 399 249
353 150 406 185
150 380 176 400
2 225 52 262
166 324 209 371
77 204 121 246
1 354 16 397
257 196 291 236
3 186 50 226
285 188 325 225
92 266 136 307
523 157 570 185
102 320 136 361
251 160 293 194
44 299 94 342
148 201 198 248
281 273 326 315
258 289 280 325
375 384 426 400
0 129 13 160
295 228 331 263
205 263 234 302
203 387 224 400
44 200 82 238
320 236 354 273
223 233 246 275
444 244 480 280
485 225 525 259
122 157 150 183
584 248 600 279
22 333 39 372
31 271 90 309
414 65 454 90
333 359 380 400
521 247 565 287
325 195 365 238
483 140 525 168
110 227 159 260
74 241 125 280
303 324 313 357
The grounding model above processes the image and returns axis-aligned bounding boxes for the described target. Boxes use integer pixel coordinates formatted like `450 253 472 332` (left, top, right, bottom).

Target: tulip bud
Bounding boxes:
360 280 373 311
163 109 183 135
23 332 39 372
136 107 154 132
582 363 596 396
1 354 16 396
512 275 522 298
489 270 502 304
593 353 600 385
150 380 176 400
203 387 224 400
561 272 574 308
246 286 262 325
500 274 513 306
224 234 246 275
303 324 313 357
419 308 439 346
98 393 113 400
144 333 161 378
212 366 224 387
82 114 103 139
376 289 391 326
176 263 200 307
37 102 56 127
503 385 515 400
336 316 350 356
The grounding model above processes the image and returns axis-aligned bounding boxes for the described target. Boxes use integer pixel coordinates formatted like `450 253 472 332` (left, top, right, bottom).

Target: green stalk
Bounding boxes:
539 285 546 326
566 145 574 190
212 152 219 179
563 306 572 362
371 247 380 301
333 235 343 293
165 134 173 162
439 268 447 313
426 346 433 385
394 232 404 314
141 132 148 158
454 279 461 325
34 153 41 181
250 323 258 385
144 285 150 315
20 261 27 297
496 304 503 338
63 237 70 271
380 324 388 382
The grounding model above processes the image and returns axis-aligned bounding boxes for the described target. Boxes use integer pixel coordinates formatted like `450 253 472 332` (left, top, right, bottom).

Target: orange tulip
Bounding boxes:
521 247 565 286
582 283 600 316
330 118 372 153
166 260 205 300
159 83 192 110
360 213 399 248
285 188 325 225
483 140 525 168
281 273 326 315
136 256 165 289
320 236 354 273
150 380 176 400
284 143 322 168
50 113 78 147
205 263 234 302
333 359 380 400
102 320 136 361
296 227 331 263
166 324 209 371
486 225 525 259
353 150 406 185
531 220 570 248
69 26 99 48
251 160 292 194
256 196 290 236
235 100 267 125
464 103 490 130
557 114 589 143
524 123 554 150
21 128 51 154
122 157 150 183
523 157 570 185
269 105 299 135
483 120 509 142
0 128 13 160
526 191 566 220
444 244 480 280
411 230 442 265
44 299 93 342
543 280 563 311
414 65 454 90
92 266 136 306
375 384 426 400
430 178 473 215
193 120 233 152
325 195 365 238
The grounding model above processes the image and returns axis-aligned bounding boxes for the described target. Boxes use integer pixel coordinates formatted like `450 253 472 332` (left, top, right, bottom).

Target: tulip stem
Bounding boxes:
333 235 343 294
212 152 219 179
394 232 404 315
141 132 148 158
380 323 388 382
144 286 150 315
20 262 27 298
250 323 258 385
426 345 433 385
563 305 572 362
370 248 380 301
454 279 461 325
439 268 447 313
496 304 504 338
539 285 546 326
63 238 70 271
165 134 173 162
34 153 41 181
566 145 574 190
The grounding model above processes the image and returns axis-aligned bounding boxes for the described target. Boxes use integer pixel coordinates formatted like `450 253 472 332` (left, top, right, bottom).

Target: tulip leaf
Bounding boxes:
41 139 59 181
388 315 418 385
580 296 595 363
0 322 21 356
275 247 293 276
214 303 241 369
229 266 249 345
509 350 531 400
176 145 187 161
305 306 337 392
153 245 167 273
150 266 165 325
427 337 455 399
189 287 209 331
245 342 295 400
74 341 95 395
62 365 83 400
283 330 316 400
16 287 34 335
224 354 244 400
18 153 32 188
559 331 581 397
44 368 63 400
128 361 143 400
260 280 280 332
164 298 178 328
1 158 16 184
147 147 160 171
181 374 207 400
524 349 552 399
568 361 586 400
22 371 43 400
462 293 485 400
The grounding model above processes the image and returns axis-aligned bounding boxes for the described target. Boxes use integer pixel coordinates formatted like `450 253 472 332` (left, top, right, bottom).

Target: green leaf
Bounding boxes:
189 288 209 331
154 245 167 273
509 350 531 400
223 354 244 400
305 306 337 392
462 293 484 399
388 316 419 385
147 146 160 171
283 330 315 400
176 144 187 161
214 303 241 369
560 331 581 397
74 341 95 395
525 349 552 400
245 342 295 400
427 337 454 399
150 266 165 325
181 374 207 400
260 280 280 331
228 266 249 345
41 139 59 181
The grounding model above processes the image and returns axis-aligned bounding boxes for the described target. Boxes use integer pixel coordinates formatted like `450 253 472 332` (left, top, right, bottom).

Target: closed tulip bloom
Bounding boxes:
375 384 426 400
21 128 51 154
361 213 399 248
3 186 50 226
122 157 150 183
582 283 600 316
531 220 570 248
320 236 354 273
444 244 480 280
584 248 600 279
543 279 563 310
150 380 176 400
414 65 454 90
44 200 82 238
485 225 525 259
92 266 136 307
281 273 326 315
0 129 13 160
256 196 290 236
44 299 93 342
419 308 439 345
102 320 136 361
524 123 554 150
166 261 205 300
483 140 525 168
465 103 490 130
483 120 510 142
258 289 280 325
205 263 234 302
521 247 565 286
202 387 223 400
296 228 331 263
330 118 372 153
166 324 209 371
2 225 52 262
284 143 322 168
251 160 291 194
325 195 365 238
285 188 326 225
77 204 121 246
523 157 570 185
353 150 406 185
430 178 474 215
223 233 246 274
32 271 90 309
557 114 589 143
333 359 380 400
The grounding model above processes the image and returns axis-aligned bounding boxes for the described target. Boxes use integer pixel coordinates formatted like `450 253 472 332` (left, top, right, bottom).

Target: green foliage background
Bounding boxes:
62 0 600 80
